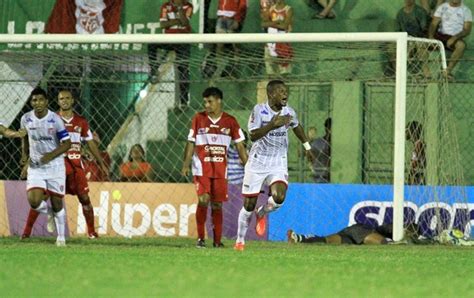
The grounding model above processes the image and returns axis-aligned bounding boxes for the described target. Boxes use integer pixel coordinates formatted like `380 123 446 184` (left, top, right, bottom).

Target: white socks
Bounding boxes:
34 200 49 214
236 208 252 244
54 209 66 241
257 196 282 217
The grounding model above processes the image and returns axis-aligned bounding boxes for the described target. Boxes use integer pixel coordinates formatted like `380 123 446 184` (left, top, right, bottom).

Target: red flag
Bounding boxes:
45 0 123 34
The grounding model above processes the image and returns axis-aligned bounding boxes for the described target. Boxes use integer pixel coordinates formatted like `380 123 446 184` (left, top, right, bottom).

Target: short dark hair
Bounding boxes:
202 87 223 100
266 80 285 94
30 87 48 100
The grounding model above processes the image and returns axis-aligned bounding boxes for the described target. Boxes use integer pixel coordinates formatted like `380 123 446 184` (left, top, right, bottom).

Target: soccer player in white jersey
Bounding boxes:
20 87 71 246
234 80 314 251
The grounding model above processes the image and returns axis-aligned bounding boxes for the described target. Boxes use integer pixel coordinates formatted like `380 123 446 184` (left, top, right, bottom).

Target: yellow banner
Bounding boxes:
64 182 198 238
0 181 10 236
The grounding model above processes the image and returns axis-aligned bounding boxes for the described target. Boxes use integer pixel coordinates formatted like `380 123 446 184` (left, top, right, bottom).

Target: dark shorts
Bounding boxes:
338 224 376 245
434 32 454 51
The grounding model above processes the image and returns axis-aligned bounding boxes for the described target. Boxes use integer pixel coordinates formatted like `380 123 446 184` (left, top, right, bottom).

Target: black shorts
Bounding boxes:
338 224 376 245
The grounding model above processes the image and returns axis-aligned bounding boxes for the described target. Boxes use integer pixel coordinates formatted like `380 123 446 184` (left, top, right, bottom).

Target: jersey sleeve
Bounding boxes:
433 4 444 18
81 119 93 141
248 105 262 132
55 115 70 142
20 115 25 129
231 117 245 143
465 7 473 22
187 114 198 142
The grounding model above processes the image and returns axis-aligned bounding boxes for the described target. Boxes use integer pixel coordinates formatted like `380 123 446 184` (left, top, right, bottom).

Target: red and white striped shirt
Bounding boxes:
188 112 245 178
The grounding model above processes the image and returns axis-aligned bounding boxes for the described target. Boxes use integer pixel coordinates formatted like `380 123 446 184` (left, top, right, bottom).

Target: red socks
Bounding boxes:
196 205 208 240
22 209 40 237
82 203 96 235
211 208 223 244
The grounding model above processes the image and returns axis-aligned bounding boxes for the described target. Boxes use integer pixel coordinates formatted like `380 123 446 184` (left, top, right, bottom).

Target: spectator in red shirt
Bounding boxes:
148 0 193 109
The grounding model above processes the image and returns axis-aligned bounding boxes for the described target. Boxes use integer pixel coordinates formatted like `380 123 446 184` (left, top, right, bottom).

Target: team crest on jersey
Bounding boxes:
211 136 218 142
261 109 269 115
198 128 209 134
47 118 55 123
220 127 230 135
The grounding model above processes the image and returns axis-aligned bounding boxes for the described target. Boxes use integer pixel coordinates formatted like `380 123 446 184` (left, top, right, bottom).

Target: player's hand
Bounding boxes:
181 166 190 177
20 164 28 179
305 149 315 164
40 152 55 164
270 112 292 128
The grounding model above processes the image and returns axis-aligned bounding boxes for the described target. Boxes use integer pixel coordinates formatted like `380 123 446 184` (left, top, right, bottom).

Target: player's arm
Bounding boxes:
181 141 195 176
293 124 315 163
86 139 109 177
0 125 26 138
41 139 71 165
249 111 290 142
428 16 441 38
20 133 30 179
235 141 248 166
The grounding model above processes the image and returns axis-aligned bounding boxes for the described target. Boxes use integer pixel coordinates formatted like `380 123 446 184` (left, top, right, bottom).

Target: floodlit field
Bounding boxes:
1 237 473 297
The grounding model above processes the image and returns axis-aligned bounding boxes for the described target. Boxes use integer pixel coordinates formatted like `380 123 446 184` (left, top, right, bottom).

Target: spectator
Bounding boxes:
428 0 472 80
148 0 193 109
308 0 337 20
406 121 426 185
419 0 445 16
394 0 432 78
214 0 247 77
396 0 429 38
310 118 331 183
82 132 111 181
260 0 277 22
262 0 294 75
120 144 153 182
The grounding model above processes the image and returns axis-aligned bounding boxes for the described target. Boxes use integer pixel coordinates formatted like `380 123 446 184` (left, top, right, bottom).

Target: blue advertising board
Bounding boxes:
268 184 474 241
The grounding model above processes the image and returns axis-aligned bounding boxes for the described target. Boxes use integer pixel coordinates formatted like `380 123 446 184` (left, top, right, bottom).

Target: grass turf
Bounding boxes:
1 237 473 297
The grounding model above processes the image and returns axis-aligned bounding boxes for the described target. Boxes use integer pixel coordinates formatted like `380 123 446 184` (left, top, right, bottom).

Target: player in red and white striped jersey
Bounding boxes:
234 80 314 251
20 87 71 246
21 90 109 239
182 87 248 248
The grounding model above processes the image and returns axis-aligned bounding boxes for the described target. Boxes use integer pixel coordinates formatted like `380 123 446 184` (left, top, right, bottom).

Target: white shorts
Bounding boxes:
27 167 66 197
242 168 288 197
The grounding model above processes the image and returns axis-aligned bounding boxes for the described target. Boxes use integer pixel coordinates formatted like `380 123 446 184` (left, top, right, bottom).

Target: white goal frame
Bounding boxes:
0 32 448 241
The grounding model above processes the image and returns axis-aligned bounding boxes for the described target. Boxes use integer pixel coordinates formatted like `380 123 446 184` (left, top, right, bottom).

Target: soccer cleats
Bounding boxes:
196 238 206 248
255 213 267 237
233 242 245 251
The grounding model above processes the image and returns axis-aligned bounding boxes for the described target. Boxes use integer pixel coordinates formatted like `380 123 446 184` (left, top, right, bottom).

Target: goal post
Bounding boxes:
0 32 467 241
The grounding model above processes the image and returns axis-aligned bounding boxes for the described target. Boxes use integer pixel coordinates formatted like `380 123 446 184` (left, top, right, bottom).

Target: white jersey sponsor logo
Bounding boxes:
247 102 298 171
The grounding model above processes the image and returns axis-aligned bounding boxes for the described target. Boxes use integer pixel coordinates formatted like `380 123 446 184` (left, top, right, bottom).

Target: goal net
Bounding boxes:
0 33 470 243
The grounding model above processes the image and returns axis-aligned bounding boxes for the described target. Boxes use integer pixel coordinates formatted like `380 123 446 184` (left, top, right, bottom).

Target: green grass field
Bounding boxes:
1 237 473 297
